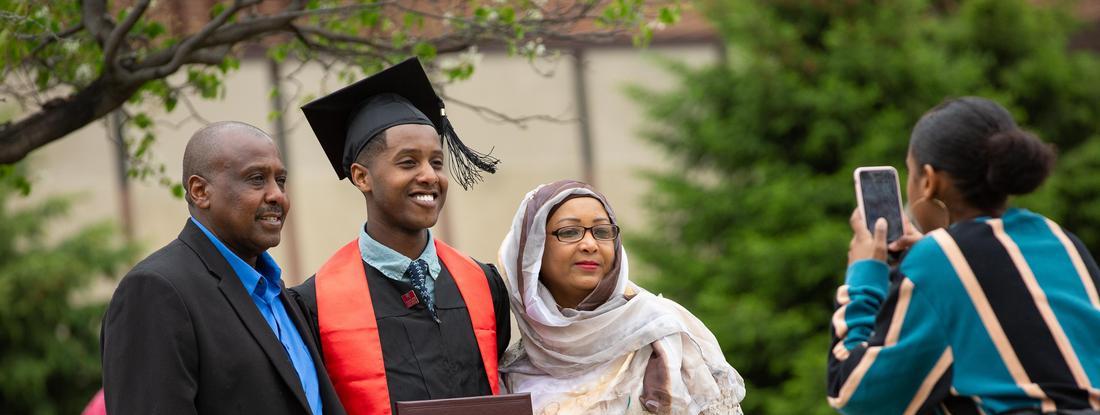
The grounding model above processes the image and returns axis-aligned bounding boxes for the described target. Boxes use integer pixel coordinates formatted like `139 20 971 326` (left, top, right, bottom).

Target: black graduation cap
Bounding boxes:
301 57 499 189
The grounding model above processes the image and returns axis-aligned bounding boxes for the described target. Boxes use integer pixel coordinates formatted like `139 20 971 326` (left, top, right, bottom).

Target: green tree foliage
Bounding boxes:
629 0 1100 413
0 169 137 414
0 0 681 192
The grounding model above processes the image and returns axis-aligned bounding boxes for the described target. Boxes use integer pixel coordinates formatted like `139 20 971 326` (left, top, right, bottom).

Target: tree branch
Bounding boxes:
185 46 234 66
123 0 260 83
161 92 212 129
4 0 653 166
442 93 576 128
0 75 36 109
81 0 113 45
0 77 143 164
296 25 396 52
195 3 392 47
28 23 85 57
103 0 152 73
129 1 403 75
275 2 396 20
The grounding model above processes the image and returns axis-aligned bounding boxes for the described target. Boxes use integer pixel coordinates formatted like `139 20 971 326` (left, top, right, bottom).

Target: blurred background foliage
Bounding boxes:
0 0 680 189
0 166 138 414
630 0 1100 413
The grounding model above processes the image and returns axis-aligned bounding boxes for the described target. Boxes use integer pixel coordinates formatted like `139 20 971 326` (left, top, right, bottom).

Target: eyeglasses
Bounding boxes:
550 224 620 243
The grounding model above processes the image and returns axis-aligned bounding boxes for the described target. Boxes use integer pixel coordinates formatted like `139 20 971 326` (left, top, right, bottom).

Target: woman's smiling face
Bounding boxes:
540 197 616 309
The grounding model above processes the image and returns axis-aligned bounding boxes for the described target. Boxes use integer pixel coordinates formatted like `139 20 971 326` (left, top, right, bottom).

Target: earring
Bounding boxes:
912 196 950 231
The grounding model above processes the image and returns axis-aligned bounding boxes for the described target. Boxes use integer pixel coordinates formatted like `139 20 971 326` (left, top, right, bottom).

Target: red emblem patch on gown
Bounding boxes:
401 290 419 308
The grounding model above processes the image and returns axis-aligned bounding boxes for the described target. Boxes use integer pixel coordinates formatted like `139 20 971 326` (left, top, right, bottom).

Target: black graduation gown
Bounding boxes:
290 258 510 412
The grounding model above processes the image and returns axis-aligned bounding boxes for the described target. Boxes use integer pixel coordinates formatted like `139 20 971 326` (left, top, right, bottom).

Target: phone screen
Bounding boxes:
858 169 904 243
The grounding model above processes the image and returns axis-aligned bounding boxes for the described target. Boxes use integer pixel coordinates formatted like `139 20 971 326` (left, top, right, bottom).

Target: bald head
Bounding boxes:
182 121 289 263
183 121 276 206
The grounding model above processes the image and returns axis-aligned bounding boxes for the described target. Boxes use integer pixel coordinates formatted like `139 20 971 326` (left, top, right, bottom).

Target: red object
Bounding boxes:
316 240 499 415
81 389 106 415
401 290 419 308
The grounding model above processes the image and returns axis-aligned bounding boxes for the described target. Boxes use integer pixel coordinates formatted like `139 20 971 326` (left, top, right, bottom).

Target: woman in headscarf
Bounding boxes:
498 180 745 415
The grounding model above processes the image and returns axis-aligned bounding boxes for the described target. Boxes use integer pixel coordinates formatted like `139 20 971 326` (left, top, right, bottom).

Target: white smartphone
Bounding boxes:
854 166 905 243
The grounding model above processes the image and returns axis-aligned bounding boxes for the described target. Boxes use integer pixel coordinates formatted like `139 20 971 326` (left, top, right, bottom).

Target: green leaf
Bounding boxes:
210 2 227 18
391 31 407 48
131 113 152 129
445 63 475 82
34 69 49 91
134 132 155 158
218 56 240 73
658 6 680 25
141 21 166 39
499 6 516 24
163 95 177 112
187 69 223 99
357 8 381 27
0 164 32 196
632 26 653 48
412 42 437 60
268 44 289 62
474 6 490 23
403 12 424 29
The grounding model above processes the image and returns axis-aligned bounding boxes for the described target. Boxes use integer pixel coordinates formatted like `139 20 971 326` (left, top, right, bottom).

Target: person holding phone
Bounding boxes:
827 97 1100 415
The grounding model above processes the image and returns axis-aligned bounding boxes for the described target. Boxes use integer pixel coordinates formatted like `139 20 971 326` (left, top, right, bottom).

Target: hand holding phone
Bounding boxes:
854 167 905 244
848 208 890 265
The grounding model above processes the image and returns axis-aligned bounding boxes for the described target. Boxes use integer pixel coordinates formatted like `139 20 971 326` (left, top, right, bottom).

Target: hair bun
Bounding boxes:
984 129 1056 196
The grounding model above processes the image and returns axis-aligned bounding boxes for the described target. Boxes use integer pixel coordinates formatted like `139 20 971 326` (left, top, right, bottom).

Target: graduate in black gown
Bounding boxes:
288 58 509 415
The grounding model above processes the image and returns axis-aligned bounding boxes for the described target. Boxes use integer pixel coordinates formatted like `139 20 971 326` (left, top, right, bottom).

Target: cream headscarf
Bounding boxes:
498 180 745 415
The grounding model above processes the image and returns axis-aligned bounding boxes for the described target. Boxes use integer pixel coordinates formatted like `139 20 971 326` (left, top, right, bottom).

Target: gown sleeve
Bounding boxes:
479 262 512 360
288 276 322 353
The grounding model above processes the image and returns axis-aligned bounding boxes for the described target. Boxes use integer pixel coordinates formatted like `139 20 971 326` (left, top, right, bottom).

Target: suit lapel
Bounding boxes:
281 290 343 415
178 220 313 414
282 291 321 356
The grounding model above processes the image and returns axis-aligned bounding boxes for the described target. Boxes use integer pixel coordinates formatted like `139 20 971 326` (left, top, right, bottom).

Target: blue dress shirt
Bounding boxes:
359 223 442 303
191 217 322 415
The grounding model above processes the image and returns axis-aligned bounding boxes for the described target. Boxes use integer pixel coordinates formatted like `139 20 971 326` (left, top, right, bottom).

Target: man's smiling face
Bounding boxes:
355 123 448 234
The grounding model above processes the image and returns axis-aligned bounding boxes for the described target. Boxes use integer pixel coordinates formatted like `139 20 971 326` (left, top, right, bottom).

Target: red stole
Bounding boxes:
315 239 499 415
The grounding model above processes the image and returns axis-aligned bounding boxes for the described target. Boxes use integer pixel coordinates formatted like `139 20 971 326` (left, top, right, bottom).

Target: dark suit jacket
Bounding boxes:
101 220 346 415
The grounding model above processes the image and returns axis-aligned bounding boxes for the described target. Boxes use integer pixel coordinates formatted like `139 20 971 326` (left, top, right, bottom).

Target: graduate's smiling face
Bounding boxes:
540 197 615 309
351 123 448 234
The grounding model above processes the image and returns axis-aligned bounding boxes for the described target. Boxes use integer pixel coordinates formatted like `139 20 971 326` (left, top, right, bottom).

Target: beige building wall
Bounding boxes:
23 44 716 288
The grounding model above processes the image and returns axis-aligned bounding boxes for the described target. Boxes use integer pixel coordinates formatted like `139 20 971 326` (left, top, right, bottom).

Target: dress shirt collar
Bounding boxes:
190 217 282 300
358 222 441 282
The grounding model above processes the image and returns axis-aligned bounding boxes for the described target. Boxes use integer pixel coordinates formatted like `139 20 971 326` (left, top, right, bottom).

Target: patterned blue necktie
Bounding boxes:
405 259 436 320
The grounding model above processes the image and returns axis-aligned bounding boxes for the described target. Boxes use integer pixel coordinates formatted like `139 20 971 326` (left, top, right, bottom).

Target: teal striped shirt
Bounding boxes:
828 208 1100 414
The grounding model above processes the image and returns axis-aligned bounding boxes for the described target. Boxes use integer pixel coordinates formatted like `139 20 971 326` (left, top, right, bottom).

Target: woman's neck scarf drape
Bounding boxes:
498 180 745 415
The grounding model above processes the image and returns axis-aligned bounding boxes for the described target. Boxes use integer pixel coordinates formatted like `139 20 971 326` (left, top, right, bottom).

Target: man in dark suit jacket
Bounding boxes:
101 121 344 415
